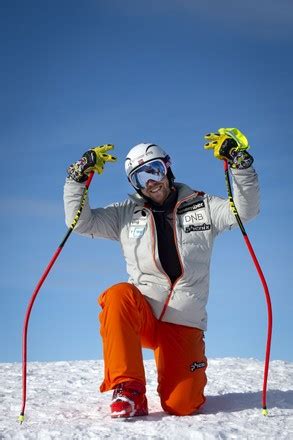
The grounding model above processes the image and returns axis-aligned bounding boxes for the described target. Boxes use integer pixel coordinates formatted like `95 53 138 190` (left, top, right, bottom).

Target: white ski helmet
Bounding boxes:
125 143 172 181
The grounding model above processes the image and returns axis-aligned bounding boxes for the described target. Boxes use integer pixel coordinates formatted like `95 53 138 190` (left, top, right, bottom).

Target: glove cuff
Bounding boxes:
230 150 254 169
67 150 97 182
67 157 89 182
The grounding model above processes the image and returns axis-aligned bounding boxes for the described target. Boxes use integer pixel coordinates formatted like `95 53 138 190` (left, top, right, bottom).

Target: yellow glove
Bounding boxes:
90 144 117 175
67 144 117 182
204 128 253 169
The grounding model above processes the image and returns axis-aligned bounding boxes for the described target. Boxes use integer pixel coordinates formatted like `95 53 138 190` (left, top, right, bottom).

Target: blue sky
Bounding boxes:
1 0 292 364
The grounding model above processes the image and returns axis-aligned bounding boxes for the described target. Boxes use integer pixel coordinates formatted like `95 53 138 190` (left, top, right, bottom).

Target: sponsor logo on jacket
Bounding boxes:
177 200 205 215
178 200 211 233
129 209 148 238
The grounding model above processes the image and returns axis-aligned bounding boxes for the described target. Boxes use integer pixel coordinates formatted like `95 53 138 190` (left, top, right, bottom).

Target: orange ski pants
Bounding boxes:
98 282 207 416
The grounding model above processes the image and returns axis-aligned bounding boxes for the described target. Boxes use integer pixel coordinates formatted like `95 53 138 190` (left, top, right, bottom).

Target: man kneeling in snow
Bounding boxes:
64 128 259 418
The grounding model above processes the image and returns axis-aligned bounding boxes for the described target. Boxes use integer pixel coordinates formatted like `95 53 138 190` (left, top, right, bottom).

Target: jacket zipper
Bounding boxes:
148 208 172 289
147 193 198 321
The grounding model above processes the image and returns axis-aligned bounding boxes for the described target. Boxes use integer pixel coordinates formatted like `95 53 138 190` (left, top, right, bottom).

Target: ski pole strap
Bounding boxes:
223 160 273 414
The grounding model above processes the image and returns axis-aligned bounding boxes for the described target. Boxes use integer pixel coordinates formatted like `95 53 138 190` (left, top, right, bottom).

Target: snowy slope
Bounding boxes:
0 358 292 439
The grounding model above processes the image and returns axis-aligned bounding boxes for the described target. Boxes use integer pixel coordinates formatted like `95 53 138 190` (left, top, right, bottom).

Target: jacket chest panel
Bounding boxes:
120 209 158 275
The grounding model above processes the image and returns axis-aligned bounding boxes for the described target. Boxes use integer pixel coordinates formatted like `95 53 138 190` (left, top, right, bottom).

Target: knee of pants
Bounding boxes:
160 392 206 416
98 282 141 309
159 377 207 416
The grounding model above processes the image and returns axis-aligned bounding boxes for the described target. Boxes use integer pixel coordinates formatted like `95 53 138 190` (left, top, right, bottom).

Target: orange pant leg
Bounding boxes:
155 322 207 416
98 282 157 392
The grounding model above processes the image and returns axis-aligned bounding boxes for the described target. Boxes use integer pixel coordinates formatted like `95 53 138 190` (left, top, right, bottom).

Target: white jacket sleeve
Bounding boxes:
63 178 120 240
208 166 260 235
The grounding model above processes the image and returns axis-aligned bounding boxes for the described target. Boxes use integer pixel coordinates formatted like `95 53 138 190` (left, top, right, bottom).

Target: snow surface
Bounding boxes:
1 358 292 439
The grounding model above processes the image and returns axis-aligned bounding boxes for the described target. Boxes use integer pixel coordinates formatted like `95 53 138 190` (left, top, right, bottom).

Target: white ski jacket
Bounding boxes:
63 167 259 330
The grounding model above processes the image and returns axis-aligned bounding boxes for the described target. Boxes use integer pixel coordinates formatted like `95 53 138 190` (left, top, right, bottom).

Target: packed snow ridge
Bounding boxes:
1 358 292 439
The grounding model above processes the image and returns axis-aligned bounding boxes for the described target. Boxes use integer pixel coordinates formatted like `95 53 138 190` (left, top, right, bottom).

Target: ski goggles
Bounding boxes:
129 159 168 190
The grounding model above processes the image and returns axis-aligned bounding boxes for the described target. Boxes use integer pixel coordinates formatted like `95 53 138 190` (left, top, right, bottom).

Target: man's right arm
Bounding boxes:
64 144 120 240
63 178 121 240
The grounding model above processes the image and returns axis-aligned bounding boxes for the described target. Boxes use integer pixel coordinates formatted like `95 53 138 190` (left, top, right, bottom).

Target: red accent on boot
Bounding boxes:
110 380 148 418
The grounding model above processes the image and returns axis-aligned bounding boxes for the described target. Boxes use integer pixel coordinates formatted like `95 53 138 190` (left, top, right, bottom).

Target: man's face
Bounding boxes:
141 176 171 205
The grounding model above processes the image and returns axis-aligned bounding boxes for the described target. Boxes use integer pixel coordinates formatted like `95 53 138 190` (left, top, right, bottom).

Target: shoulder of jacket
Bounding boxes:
106 198 137 209
194 190 206 198
176 183 206 199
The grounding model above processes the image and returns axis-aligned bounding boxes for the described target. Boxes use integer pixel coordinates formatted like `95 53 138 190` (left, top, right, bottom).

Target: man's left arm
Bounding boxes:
229 166 260 222
204 127 260 233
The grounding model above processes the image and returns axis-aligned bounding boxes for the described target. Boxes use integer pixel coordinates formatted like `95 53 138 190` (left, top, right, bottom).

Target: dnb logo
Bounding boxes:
184 212 204 223
183 211 211 233
180 203 211 233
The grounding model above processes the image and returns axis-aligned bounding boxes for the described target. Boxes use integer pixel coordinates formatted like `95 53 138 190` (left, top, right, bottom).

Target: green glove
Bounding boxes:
67 144 117 182
204 128 254 169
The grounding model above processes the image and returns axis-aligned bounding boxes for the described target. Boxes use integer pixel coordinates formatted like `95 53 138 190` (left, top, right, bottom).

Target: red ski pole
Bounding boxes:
223 160 273 415
19 171 94 423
